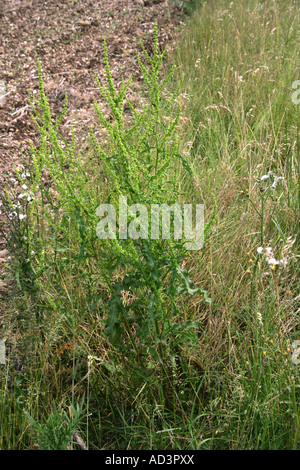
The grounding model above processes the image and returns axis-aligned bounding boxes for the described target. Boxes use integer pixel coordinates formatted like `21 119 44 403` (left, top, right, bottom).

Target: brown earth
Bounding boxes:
0 0 187 173
0 0 188 252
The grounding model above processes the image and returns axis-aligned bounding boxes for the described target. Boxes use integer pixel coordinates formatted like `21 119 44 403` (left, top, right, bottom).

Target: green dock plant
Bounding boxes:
90 27 212 372
3 25 212 408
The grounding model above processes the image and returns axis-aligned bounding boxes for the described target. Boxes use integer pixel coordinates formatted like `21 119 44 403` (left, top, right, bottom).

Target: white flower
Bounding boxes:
21 184 28 190
259 171 283 190
271 176 284 190
279 257 288 267
19 214 27 220
18 193 26 199
21 171 30 179
265 247 273 258
258 245 288 268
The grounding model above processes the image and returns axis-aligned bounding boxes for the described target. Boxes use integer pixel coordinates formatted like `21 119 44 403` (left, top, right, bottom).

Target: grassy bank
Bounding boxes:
0 0 299 450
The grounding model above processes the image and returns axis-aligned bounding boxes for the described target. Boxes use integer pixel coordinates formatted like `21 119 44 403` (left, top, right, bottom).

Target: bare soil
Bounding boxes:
0 0 186 171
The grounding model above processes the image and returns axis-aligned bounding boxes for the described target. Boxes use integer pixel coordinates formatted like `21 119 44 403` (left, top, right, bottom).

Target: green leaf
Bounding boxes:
176 152 194 178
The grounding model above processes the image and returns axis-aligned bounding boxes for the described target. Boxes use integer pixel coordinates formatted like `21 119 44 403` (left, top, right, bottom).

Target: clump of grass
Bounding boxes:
24 397 87 450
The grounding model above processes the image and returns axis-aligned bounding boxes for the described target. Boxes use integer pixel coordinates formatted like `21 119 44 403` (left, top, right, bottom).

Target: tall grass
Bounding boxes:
0 0 299 450
168 0 300 449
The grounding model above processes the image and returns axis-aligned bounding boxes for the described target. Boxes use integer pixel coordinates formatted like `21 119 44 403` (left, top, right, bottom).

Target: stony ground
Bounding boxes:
0 0 188 302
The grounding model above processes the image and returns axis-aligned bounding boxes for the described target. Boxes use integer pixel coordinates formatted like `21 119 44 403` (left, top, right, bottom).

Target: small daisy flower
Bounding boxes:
259 171 283 191
271 176 284 190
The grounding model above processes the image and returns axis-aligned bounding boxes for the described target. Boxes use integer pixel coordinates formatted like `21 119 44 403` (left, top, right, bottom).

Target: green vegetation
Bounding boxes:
0 0 299 450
